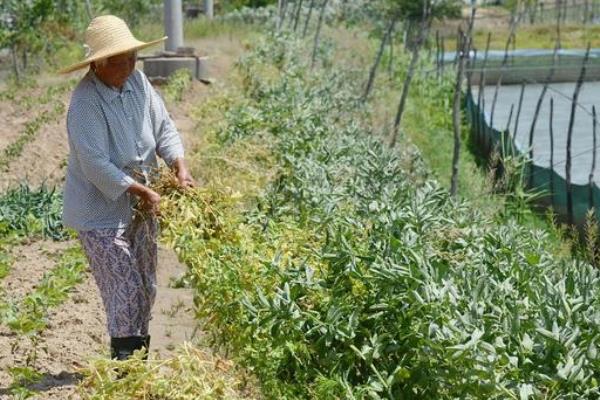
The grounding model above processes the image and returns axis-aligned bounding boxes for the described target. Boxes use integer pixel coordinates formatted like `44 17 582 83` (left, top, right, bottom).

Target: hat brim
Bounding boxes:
59 36 167 74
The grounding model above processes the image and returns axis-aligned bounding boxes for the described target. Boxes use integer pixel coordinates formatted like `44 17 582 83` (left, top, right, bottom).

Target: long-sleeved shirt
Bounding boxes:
62 69 184 231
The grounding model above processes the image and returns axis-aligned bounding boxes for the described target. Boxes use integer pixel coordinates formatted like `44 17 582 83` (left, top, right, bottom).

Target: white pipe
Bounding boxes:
204 0 214 19
164 0 184 52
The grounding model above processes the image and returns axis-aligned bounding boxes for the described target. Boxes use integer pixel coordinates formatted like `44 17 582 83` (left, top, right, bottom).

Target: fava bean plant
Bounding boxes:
156 33 600 399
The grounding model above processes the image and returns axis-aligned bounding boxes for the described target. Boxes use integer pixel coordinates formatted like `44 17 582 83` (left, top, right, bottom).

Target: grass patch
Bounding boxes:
472 23 600 49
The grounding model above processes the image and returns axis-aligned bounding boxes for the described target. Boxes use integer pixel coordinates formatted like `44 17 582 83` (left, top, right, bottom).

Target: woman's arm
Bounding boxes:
68 99 135 201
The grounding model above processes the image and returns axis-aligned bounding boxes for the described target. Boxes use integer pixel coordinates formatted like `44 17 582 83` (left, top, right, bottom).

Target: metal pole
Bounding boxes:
204 0 214 19
164 0 184 52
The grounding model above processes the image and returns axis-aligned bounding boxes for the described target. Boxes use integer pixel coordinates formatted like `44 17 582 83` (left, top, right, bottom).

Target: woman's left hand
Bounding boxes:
176 168 195 189
172 158 195 189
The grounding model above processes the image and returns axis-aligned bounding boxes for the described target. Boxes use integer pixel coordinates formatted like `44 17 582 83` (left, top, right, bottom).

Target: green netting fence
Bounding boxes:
465 88 600 227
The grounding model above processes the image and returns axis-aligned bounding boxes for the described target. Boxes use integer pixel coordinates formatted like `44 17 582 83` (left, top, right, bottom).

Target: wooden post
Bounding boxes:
550 97 555 205
513 82 526 139
590 106 597 210
280 0 289 29
467 49 477 94
302 0 315 37
556 0 562 49
481 97 487 151
527 45 560 187
451 28 466 197
390 2 432 148
311 0 329 69
388 28 394 77
490 34 513 130
10 45 20 83
566 45 591 226
435 30 441 79
293 0 304 31
362 16 397 102
505 104 515 140
450 5 476 197
477 33 491 107
84 0 93 20
441 36 445 77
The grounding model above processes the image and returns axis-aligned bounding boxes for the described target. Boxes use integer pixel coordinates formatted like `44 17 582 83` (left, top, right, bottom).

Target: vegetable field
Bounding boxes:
151 32 600 399
2 1 600 399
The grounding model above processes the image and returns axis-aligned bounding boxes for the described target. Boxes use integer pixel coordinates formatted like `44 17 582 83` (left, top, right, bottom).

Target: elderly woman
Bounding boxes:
60 15 194 360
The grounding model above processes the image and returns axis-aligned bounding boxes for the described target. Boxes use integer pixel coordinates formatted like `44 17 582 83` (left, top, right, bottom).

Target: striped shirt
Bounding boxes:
62 69 184 231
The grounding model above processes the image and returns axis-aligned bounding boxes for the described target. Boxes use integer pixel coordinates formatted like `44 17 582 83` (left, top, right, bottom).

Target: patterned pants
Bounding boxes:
79 217 158 338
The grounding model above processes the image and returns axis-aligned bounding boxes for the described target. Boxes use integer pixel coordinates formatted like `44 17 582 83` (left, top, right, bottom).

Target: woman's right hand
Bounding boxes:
139 188 161 215
127 182 161 215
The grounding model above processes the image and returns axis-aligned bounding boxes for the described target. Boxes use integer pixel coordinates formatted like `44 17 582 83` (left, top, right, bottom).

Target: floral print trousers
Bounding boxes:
78 217 157 338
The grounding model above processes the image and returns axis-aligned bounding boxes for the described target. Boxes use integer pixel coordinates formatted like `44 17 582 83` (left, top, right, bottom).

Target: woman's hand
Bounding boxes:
172 158 195 189
139 188 161 215
127 182 161 215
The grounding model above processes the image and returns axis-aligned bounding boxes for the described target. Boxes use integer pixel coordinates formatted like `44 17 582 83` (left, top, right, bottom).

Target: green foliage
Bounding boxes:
95 0 162 26
0 251 11 280
163 68 193 103
389 0 462 19
220 0 278 13
159 34 600 399
0 184 70 241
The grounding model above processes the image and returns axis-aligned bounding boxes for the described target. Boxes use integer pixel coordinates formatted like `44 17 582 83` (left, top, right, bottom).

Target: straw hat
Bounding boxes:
60 15 166 74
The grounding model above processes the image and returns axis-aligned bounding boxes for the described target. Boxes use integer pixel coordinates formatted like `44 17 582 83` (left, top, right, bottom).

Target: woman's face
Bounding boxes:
93 51 137 89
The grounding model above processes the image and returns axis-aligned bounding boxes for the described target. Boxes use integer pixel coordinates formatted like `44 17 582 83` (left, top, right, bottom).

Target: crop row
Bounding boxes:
159 34 600 399
0 245 87 397
0 81 72 172
0 184 69 241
